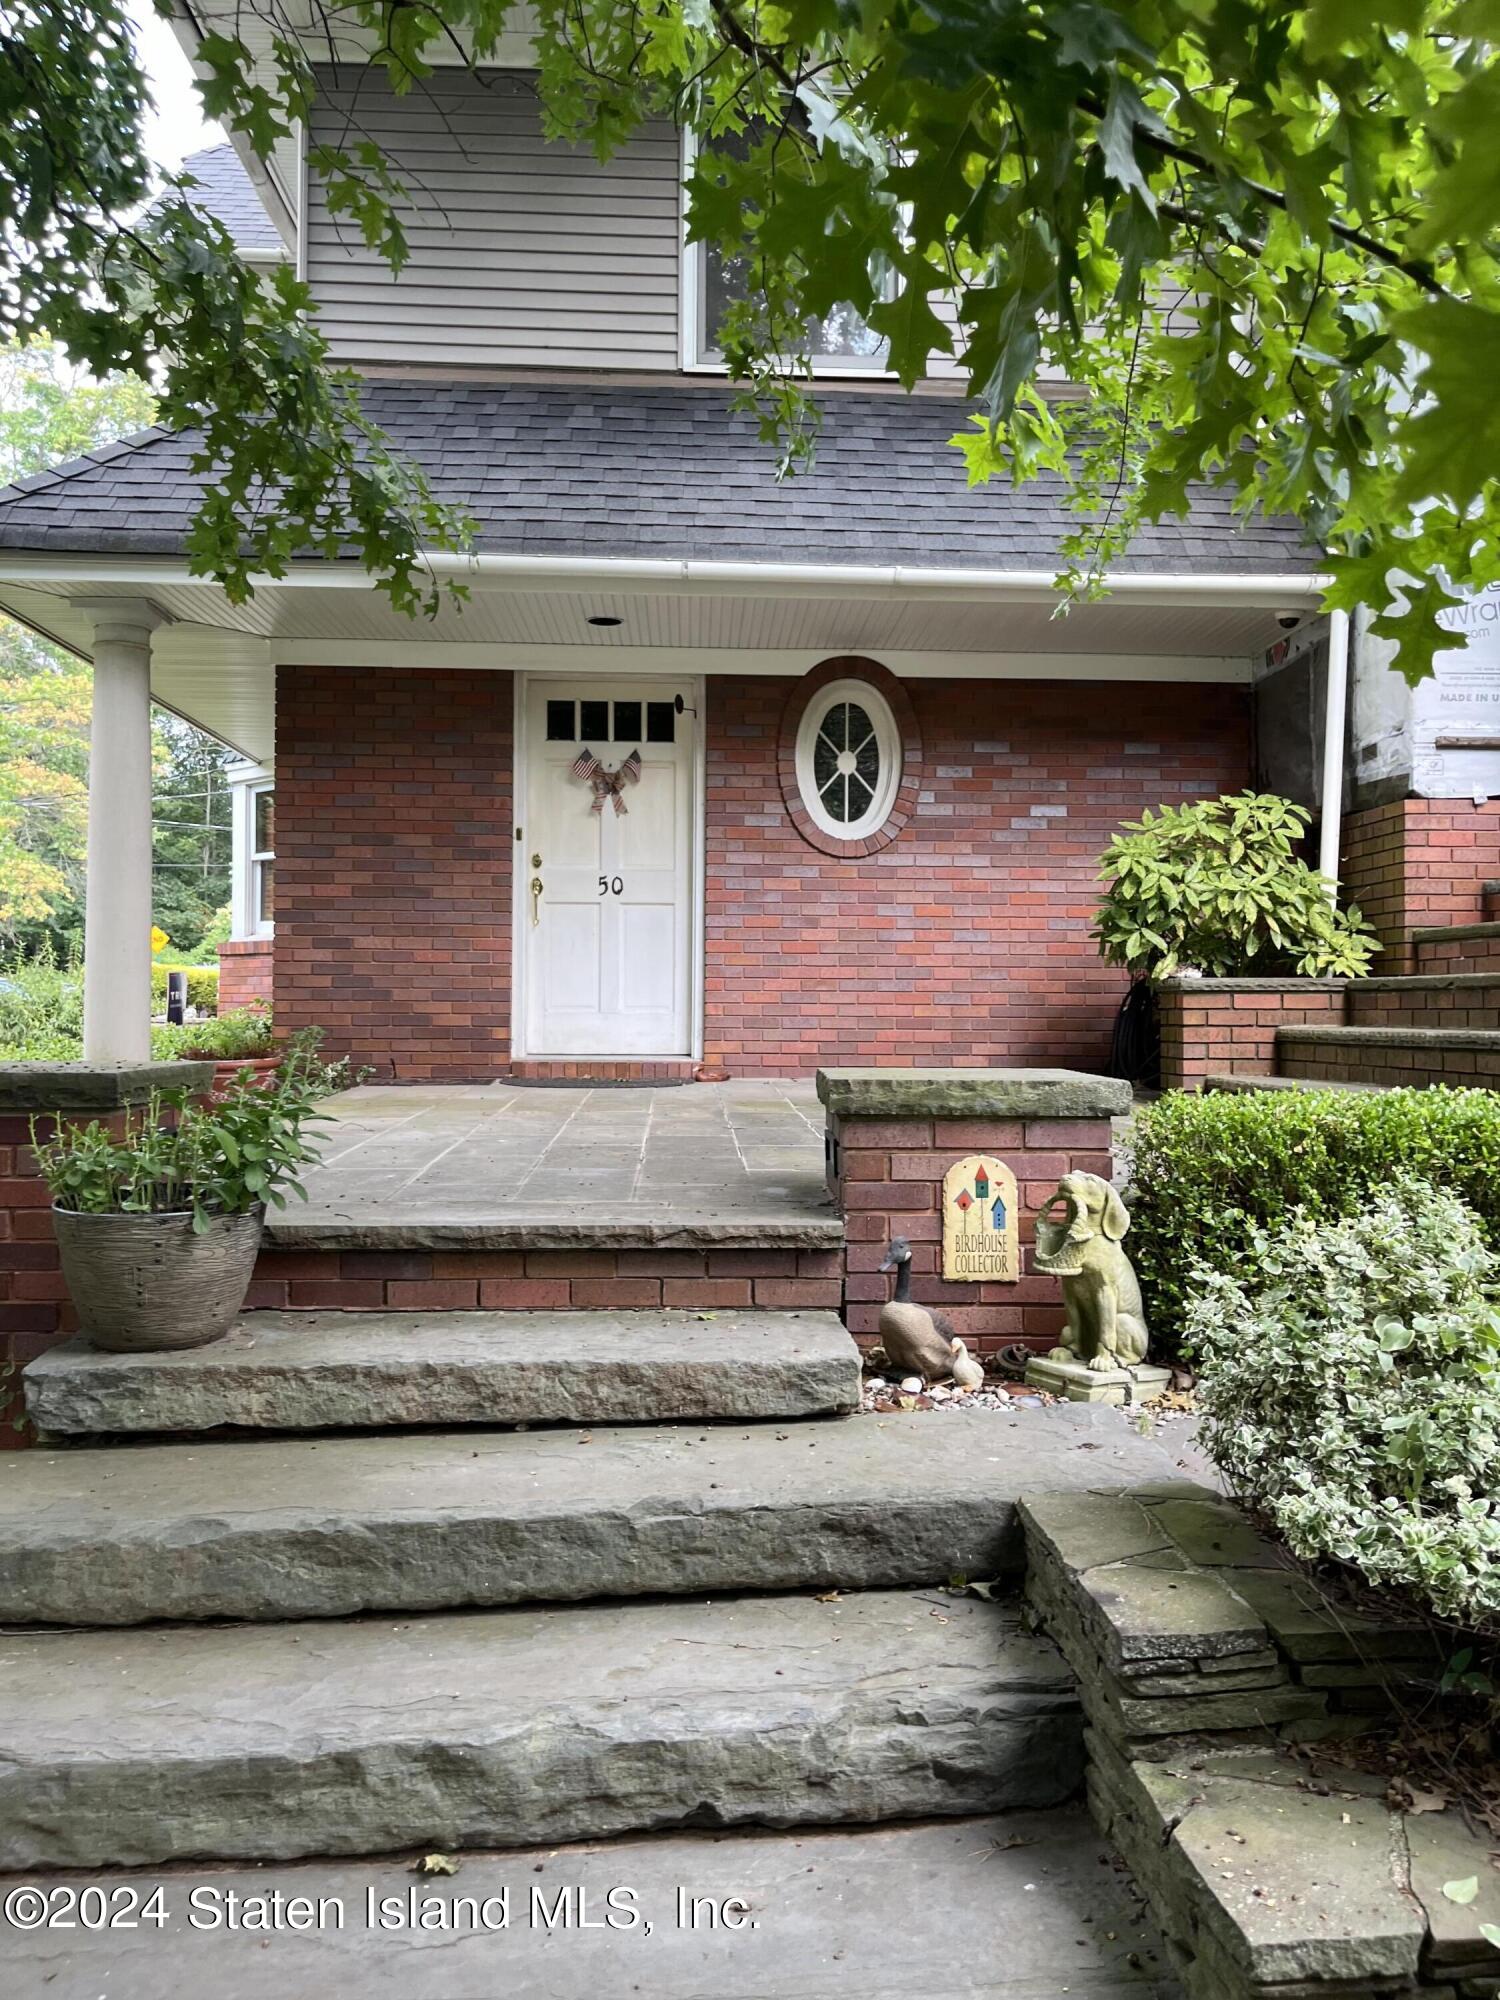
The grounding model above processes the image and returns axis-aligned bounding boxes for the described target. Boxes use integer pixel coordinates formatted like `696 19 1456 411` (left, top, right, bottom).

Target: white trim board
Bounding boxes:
267 644 1255 681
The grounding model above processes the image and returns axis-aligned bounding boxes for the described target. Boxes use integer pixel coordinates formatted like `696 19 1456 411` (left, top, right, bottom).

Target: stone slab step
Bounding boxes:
1277 1023 1500 1052
0 1405 1178 1625
0 1810 1179 1999
266 1209 845 1251
24 1309 861 1436
0 1590 1083 1869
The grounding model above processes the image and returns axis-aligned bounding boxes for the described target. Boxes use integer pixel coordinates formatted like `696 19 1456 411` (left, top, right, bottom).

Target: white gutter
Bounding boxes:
0 551 1332 607
1317 606 1352 896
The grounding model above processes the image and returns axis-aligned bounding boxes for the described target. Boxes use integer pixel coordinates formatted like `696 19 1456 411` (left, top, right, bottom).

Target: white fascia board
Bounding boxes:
0 552 1332 609
267 642 1254 682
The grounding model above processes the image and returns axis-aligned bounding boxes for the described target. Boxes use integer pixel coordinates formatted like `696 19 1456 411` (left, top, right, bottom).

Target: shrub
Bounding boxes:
1094 791 1377 978
1189 1178 1500 1628
1129 1086 1500 1351
151 963 219 1014
0 942 84 1059
176 1007 273 1060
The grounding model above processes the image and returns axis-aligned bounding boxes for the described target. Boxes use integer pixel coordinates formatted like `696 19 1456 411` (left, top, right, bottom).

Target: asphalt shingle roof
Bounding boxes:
161 144 283 255
0 380 1318 573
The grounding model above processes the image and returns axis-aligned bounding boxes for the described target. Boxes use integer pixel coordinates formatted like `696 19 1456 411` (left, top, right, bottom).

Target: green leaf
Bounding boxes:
1443 1878 1480 1907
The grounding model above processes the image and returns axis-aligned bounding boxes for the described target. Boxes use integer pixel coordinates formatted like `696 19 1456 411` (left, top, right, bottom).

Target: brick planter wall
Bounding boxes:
819 1069 1132 1354
249 1246 842 1313
275 665 514 1081
705 676 1250 1076
1342 797 1500 972
1157 978 1347 1089
217 938 273 1013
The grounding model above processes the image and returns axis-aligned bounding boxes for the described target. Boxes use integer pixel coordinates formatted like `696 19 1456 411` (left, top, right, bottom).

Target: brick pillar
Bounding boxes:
1157 978 1348 1090
818 1068 1131 1356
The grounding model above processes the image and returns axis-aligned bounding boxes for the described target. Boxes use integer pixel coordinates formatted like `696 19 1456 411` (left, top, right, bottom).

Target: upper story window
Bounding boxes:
682 130 889 374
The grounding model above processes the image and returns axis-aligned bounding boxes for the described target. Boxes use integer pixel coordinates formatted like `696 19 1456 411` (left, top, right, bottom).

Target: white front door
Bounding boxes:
521 680 696 1057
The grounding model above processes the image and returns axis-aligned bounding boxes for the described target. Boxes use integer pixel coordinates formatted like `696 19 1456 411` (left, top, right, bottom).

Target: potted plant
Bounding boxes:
32 1032 346 1353
175 1005 279 1097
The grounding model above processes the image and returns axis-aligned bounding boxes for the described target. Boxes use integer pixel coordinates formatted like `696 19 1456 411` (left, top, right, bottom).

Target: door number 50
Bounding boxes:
598 875 624 896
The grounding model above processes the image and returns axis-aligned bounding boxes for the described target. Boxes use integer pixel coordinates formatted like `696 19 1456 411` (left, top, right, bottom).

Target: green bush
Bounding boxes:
175 1006 273 1060
1129 1087 1500 1352
1094 791 1377 978
1189 1178 1500 1627
0 943 84 1059
151 963 219 1014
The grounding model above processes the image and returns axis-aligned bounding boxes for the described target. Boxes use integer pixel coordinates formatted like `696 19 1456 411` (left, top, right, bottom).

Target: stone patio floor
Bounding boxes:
278 1078 835 1243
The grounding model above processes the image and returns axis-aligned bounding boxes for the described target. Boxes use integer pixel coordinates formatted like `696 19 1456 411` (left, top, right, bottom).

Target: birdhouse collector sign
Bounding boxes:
941 1155 1020 1283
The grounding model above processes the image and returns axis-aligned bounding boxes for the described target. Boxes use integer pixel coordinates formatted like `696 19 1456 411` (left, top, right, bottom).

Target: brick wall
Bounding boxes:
704 677 1251 1075
275 665 514 1080
1157 979 1347 1089
1341 798 1500 973
249 1246 841 1313
217 939 273 1013
828 1112 1116 1353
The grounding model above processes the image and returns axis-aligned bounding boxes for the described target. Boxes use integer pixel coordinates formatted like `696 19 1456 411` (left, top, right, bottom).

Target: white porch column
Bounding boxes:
1318 607 1352 898
73 600 171 1063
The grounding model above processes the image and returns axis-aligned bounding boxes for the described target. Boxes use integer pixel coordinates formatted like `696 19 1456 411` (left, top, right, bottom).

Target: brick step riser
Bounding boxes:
1278 1045 1500 1089
1345 993 1500 1030
247 1247 843 1316
1414 935 1500 973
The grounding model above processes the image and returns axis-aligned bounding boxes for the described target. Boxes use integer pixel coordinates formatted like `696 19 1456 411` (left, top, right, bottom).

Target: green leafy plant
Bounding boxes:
31 1030 349 1232
0 939 84 1059
1188 1177 1500 1627
177 1007 274 1061
1094 793 1378 980
1129 1087 1500 1353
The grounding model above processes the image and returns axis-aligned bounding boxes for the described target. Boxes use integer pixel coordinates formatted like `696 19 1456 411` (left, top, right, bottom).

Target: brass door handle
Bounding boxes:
530 876 544 927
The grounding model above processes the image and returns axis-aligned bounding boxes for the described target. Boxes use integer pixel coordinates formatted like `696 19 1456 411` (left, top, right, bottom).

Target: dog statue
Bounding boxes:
1032 1171 1150 1374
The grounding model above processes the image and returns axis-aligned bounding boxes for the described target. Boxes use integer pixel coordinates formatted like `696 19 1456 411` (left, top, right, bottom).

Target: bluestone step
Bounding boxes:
0 1404 1177 1625
0 1811 1178 1999
24 1308 861 1435
0 1590 1082 1868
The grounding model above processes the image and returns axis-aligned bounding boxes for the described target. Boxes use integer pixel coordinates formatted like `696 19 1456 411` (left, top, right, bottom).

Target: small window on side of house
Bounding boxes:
251 785 274 932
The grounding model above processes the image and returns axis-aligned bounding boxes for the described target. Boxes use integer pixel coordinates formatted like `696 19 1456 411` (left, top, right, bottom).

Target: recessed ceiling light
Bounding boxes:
588 614 622 628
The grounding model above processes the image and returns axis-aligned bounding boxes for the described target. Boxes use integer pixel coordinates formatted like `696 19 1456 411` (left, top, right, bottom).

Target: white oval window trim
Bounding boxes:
794 678 902 840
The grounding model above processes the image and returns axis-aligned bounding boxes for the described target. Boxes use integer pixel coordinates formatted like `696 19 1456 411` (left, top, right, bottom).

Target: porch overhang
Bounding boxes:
0 553 1328 769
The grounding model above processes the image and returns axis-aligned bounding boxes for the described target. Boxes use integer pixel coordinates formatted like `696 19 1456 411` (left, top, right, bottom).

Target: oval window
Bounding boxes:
794 679 901 840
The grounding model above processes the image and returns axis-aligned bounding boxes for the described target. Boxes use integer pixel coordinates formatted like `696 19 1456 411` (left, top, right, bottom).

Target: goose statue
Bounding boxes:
877 1237 958 1382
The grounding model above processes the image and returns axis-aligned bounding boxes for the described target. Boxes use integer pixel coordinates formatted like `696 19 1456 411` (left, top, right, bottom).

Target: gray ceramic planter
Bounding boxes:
51 1205 265 1353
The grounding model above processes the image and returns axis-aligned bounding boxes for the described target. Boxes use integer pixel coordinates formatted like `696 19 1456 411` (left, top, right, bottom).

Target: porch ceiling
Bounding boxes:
0 569 1308 769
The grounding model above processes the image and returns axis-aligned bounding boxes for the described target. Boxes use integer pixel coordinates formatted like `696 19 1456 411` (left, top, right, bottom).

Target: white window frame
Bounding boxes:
794 678 902 840
229 762 275 941
679 129 895 378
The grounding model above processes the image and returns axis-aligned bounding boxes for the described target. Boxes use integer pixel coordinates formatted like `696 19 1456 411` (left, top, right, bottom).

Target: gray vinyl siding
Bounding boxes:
305 67 682 370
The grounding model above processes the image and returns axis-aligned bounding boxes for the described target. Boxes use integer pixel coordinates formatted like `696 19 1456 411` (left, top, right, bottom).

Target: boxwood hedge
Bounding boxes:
1129 1086 1500 1354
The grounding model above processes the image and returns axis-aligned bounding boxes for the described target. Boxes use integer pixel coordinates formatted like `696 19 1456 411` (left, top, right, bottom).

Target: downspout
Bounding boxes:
1317 607 1353 899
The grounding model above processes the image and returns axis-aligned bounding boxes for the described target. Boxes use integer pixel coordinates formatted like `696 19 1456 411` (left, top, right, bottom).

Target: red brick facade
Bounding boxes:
827 1111 1116 1352
275 665 514 1079
1341 798 1500 973
1157 979 1346 1090
270 664 1250 1080
217 938 274 1012
705 675 1250 1076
